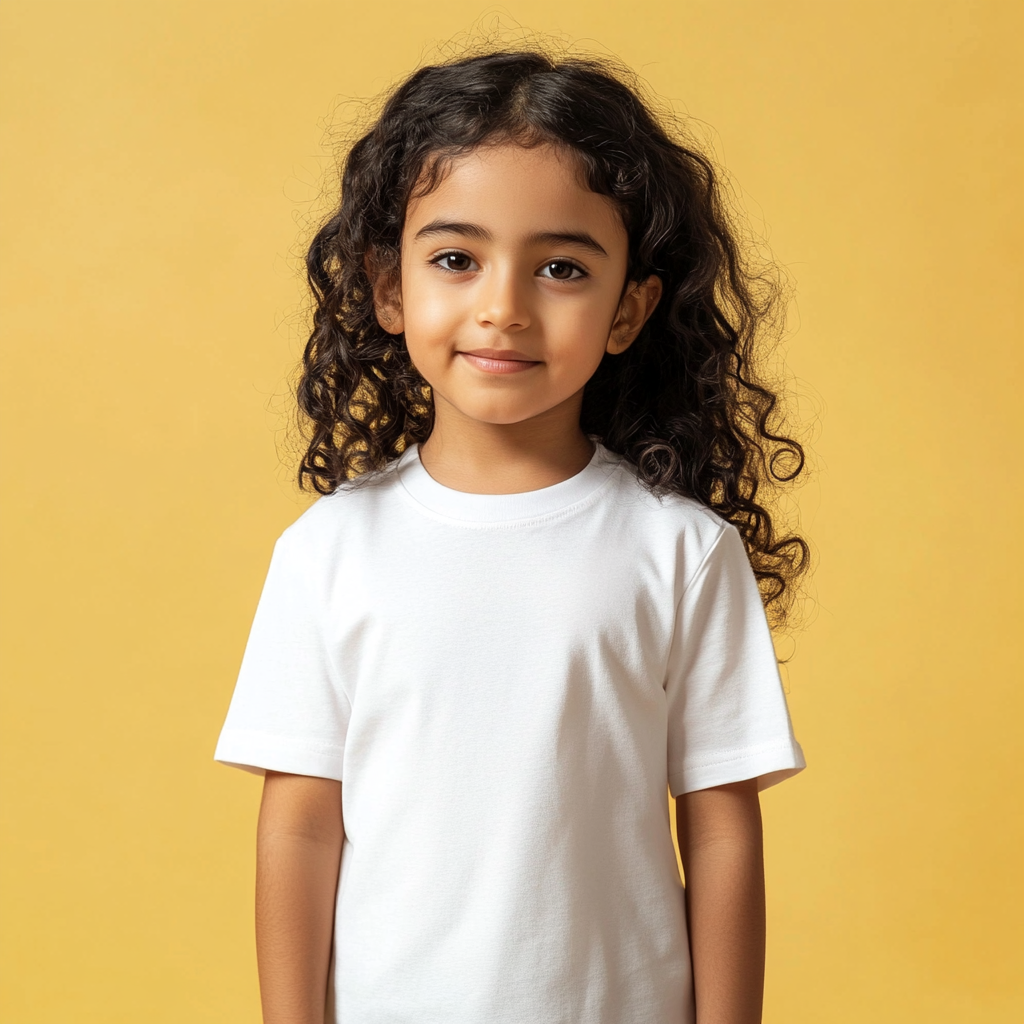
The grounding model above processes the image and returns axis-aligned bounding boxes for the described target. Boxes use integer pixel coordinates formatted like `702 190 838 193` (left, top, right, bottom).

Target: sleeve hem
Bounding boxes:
213 730 345 782
668 739 806 797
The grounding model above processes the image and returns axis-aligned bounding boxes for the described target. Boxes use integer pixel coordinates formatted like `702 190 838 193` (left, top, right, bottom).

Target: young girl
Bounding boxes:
216 47 807 1024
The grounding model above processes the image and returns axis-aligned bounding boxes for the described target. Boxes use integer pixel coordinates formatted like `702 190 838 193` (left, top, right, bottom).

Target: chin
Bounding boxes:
457 399 547 426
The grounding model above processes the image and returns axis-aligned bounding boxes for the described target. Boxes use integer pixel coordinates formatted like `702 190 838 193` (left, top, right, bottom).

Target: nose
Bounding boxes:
475 266 531 333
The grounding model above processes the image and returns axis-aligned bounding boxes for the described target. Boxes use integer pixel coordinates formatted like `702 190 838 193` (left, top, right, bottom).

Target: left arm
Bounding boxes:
675 778 765 1024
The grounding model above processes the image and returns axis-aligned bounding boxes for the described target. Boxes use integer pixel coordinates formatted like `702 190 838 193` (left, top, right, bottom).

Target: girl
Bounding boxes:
216 47 808 1024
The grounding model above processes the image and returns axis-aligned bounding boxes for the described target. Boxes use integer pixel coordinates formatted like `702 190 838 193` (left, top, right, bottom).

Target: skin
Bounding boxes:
256 772 343 1024
677 779 767 1024
373 140 661 494
256 141 766 1024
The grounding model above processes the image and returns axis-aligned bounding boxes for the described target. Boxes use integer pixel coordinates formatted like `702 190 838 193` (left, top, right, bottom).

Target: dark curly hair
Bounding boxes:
298 47 809 626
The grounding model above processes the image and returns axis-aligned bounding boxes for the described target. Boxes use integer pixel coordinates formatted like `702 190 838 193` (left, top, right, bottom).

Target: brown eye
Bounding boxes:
543 261 583 281
437 252 473 272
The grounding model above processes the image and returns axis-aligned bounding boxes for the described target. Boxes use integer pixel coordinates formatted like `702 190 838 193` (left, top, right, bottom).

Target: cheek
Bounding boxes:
399 278 463 384
544 292 618 358
401 274 462 344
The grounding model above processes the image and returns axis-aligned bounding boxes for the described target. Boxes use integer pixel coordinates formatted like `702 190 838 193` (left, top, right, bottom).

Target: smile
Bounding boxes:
458 351 541 375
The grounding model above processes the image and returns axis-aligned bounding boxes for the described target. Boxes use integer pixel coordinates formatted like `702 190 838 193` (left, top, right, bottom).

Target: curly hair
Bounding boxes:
298 48 809 627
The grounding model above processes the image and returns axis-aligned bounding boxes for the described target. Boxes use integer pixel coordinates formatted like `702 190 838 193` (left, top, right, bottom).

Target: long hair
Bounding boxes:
299 48 809 626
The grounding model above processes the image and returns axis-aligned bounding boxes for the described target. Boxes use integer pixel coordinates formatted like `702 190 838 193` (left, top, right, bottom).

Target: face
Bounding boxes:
376 141 661 431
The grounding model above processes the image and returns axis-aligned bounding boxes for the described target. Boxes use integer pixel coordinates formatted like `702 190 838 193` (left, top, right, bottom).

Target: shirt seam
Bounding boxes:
662 521 733 689
668 739 798 776
217 730 345 754
276 532 356 719
679 519 732 600
392 465 622 530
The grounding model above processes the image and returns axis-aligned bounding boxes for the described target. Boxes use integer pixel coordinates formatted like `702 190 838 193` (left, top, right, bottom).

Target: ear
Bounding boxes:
364 252 404 335
606 275 663 355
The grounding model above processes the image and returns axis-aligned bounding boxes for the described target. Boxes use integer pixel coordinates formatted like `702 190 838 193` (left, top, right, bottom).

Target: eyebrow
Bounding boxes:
412 220 609 259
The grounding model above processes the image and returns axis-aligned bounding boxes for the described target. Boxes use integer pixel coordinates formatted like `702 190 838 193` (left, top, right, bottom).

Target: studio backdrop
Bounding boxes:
1 2 1021 1022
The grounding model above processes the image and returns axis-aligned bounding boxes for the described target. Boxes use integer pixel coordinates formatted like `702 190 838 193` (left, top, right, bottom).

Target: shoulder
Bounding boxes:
601 449 731 548
272 461 403 563
595 448 743 596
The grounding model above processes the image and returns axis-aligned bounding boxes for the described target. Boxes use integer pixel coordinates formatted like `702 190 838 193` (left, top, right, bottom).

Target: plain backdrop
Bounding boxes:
1 2 1022 1021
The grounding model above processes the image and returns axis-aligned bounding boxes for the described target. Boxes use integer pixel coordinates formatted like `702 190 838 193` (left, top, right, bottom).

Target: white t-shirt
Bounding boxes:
215 440 805 1024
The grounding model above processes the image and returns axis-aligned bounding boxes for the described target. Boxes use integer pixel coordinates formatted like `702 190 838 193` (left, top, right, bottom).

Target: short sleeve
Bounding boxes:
213 530 350 780
665 523 805 797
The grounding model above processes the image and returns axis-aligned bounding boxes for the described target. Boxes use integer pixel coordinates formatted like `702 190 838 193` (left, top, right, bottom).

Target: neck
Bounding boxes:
417 392 595 494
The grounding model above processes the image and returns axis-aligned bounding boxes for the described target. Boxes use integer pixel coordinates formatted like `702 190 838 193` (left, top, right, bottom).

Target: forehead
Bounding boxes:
403 142 627 245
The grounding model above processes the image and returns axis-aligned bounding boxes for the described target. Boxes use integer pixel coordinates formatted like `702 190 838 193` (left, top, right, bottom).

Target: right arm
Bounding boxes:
256 770 345 1024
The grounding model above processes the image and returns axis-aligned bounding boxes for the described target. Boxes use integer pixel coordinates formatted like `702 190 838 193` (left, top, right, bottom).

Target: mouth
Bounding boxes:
457 349 541 375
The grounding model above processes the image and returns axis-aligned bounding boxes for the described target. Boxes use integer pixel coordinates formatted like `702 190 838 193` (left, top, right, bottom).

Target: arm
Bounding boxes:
256 770 345 1024
675 778 766 1024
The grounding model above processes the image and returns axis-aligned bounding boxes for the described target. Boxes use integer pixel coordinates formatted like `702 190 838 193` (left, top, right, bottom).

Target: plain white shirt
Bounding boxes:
215 440 805 1023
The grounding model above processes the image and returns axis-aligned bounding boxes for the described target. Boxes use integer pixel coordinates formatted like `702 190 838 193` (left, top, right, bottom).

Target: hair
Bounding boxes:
298 47 809 628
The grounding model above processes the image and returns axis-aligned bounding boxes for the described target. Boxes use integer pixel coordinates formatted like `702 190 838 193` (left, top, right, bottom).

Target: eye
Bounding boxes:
430 251 476 273
539 260 586 281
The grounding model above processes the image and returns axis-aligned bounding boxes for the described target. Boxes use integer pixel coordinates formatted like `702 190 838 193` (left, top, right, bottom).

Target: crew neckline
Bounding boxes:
395 440 621 523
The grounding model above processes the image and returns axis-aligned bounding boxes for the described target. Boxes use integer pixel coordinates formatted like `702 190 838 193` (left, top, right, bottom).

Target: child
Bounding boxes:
215 47 807 1024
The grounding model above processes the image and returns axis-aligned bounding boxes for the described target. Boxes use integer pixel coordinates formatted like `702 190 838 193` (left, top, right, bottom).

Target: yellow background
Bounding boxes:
1 2 1021 1021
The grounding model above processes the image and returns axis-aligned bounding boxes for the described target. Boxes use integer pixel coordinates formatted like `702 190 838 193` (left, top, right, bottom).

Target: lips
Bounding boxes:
458 349 541 374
